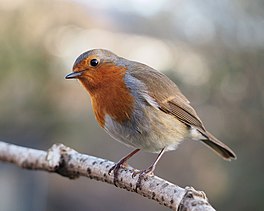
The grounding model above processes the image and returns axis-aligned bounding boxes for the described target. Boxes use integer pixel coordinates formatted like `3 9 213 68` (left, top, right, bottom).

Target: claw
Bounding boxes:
132 169 140 178
108 149 140 186
108 162 125 186
108 148 165 190
135 167 155 191
134 148 166 191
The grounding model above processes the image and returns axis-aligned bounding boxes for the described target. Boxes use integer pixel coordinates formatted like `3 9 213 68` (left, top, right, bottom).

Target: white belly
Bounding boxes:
104 106 189 153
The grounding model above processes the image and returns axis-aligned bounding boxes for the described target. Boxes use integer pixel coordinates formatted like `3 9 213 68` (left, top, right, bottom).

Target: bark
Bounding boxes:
0 141 215 210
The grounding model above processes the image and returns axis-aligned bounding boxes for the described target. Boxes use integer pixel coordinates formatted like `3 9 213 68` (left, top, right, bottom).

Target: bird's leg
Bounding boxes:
108 148 140 186
132 147 165 191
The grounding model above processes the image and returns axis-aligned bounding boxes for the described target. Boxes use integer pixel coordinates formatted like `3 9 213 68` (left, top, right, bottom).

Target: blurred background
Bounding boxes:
0 0 263 210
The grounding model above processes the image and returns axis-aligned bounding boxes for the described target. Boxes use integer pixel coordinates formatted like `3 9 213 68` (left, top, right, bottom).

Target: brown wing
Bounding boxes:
128 64 206 133
128 64 236 160
160 96 206 132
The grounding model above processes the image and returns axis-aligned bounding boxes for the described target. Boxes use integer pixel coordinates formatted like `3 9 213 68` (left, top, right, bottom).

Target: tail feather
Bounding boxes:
200 131 237 160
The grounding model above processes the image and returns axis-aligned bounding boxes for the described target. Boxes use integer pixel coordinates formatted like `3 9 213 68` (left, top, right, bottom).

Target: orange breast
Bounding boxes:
80 64 134 127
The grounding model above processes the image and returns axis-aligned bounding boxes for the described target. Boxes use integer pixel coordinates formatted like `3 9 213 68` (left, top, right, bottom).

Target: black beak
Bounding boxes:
65 71 83 79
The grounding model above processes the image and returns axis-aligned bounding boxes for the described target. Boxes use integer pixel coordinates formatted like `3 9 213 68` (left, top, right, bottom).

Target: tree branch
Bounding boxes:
0 141 215 210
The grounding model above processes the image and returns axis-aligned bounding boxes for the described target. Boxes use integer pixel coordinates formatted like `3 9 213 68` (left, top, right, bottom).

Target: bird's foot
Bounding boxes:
108 161 128 186
108 149 140 186
132 166 155 191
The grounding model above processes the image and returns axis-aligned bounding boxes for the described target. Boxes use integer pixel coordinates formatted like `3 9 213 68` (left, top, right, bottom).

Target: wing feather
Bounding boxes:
128 64 206 132
127 62 236 160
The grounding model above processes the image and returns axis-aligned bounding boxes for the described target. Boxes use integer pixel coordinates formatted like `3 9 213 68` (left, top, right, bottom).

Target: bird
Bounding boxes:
65 49 236 189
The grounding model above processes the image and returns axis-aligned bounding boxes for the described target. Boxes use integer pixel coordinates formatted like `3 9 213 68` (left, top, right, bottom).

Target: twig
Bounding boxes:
0 141 215 210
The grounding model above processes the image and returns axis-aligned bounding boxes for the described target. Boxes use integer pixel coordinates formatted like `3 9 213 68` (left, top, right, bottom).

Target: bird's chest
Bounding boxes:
90 83 134 128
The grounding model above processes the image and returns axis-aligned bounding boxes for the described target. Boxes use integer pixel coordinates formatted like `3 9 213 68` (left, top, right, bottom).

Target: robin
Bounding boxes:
65 49 236 188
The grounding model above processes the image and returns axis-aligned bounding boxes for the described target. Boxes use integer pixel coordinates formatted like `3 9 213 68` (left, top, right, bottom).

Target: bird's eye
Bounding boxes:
90 59 99 67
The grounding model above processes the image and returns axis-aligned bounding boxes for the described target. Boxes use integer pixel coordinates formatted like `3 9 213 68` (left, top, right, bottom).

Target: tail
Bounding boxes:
200 131 236 161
